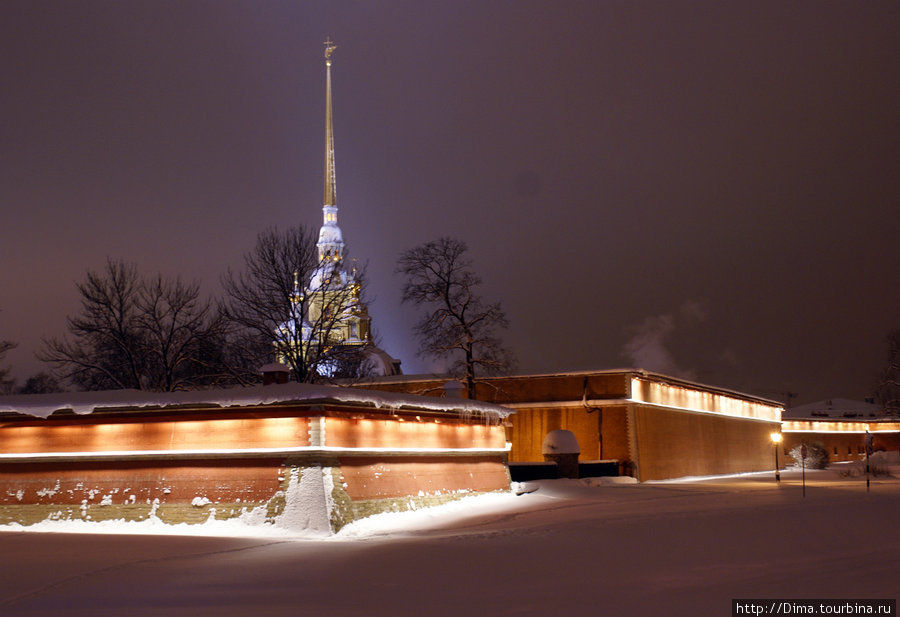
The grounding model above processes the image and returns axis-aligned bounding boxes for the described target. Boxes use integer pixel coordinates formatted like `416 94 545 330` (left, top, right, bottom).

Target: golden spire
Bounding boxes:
323 38 337 207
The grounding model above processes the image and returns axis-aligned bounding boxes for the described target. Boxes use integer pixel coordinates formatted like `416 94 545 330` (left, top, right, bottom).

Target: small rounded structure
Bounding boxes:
541 429 581 455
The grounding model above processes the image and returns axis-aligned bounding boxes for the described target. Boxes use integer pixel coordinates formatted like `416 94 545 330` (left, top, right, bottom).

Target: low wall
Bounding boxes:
0 453 510 533
0 393 512 533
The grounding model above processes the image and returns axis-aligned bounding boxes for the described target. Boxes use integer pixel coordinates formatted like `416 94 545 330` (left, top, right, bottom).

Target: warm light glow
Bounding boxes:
770 432 782 443
0 444 511 462
630 378 782 422
0 416 310 455
781 420 900 433
322 416 505 450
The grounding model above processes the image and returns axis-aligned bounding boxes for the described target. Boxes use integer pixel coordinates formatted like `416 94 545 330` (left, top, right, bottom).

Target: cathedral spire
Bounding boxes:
323 38 337 208
316 37 344 266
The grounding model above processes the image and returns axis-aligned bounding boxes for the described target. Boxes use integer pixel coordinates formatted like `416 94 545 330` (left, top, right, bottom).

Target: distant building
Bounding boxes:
277 40 400 378
781 398 900 462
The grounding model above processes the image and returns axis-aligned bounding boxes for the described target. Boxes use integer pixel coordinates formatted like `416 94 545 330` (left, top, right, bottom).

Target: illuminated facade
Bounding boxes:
359 373 900 480
355 370 786 481
279 40 400 377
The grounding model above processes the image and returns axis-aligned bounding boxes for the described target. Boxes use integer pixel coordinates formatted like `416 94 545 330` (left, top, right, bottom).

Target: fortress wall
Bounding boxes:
0 402 510 533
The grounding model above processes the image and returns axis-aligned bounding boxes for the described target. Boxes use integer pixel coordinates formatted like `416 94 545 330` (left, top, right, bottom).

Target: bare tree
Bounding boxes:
136 274 228 391
0 337 15 394
213 324 275 387
40 260 145 390
396 237 514 398
221 226 370 383
17 372 62 394
39 259 226 391
875 329 900 418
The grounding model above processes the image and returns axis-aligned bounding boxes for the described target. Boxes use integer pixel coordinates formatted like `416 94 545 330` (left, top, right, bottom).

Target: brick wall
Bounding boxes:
632 405 778 480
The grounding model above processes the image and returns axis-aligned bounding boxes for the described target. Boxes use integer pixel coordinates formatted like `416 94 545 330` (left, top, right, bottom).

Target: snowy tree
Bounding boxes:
221 226 370 383
39 259 227 391
875 329 900 418
396 237 515 399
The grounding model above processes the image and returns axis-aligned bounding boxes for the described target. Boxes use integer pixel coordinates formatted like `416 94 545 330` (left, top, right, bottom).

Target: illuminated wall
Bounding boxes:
630 377 780 422
631 405 779 480
0 400 510 532
0 413 311 455
323 415 505 450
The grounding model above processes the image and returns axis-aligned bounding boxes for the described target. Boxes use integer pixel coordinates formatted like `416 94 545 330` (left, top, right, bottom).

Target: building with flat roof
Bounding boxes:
354 369 784 482
781 398 900 463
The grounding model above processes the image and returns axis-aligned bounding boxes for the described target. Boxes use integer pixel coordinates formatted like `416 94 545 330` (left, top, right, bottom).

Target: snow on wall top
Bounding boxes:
0 382 512 420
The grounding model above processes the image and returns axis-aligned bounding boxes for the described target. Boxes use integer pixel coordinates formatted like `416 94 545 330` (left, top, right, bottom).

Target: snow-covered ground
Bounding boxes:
1 466 898 616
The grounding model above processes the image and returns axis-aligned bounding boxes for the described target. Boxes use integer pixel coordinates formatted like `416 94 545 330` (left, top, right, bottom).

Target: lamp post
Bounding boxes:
770 432 782 482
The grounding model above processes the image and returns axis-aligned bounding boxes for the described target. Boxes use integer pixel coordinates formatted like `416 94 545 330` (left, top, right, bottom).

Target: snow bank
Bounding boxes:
335 491 521 539
0 506 305 539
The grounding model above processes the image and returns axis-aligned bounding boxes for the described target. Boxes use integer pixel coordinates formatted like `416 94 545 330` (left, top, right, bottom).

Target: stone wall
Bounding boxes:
632 405 779 481
0 453 510 532
0 398 511 533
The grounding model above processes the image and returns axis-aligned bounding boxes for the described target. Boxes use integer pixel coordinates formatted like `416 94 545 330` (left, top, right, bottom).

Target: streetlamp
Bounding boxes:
770 432 782 482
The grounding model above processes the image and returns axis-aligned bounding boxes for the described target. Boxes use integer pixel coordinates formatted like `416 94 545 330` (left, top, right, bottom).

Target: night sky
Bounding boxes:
2 1 897 405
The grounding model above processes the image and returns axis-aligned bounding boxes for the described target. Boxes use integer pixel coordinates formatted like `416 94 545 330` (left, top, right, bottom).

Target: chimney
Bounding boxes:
260 363 290 385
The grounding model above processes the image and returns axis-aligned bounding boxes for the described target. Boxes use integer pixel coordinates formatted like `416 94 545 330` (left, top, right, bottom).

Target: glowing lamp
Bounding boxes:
770 432 782 482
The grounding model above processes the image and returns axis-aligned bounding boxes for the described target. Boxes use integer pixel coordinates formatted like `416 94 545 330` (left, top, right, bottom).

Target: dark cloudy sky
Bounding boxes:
2 1 898 405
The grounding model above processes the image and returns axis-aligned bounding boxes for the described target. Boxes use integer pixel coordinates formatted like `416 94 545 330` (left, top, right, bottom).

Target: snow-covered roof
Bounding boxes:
782 398 883 420
0 382 512 420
